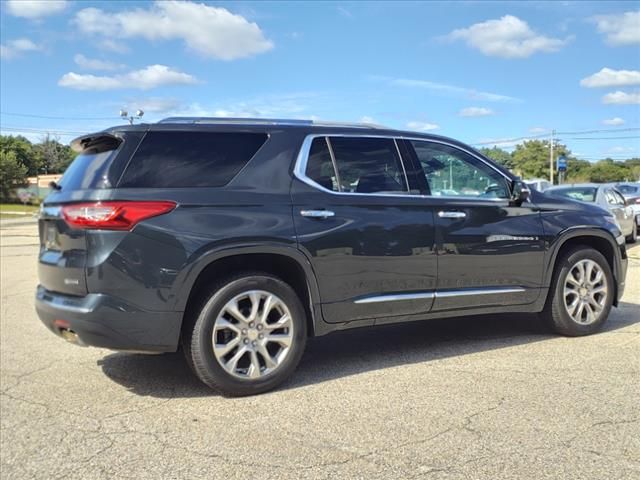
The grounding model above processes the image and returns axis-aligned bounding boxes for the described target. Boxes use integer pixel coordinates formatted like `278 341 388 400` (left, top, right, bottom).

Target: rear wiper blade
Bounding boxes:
49 181 62 191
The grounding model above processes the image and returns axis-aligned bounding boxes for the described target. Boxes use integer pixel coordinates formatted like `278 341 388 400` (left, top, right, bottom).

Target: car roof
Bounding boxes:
75 117 516 180
94 117 463 144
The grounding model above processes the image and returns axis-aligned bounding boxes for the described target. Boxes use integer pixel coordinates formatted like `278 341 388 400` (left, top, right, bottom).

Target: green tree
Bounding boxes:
36 134 76 174
585 159 632 183
0 135 40 176
479 146 514 170
0 150 28 201
624 158 640 181
511 140 577 182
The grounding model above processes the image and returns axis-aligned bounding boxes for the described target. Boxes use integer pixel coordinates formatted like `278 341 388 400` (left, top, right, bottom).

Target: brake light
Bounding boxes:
62 201 176 230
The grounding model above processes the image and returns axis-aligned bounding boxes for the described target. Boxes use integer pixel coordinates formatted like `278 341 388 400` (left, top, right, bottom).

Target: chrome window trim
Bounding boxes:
324 137 342 192
353 286 526 304
394 138 410 192
294 133 513 200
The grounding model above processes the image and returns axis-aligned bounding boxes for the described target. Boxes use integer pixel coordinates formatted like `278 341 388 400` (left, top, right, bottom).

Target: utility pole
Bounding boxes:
549 129 555 184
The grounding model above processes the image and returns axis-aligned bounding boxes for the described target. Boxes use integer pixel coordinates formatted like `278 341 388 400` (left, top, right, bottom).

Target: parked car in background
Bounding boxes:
525 178 552 192
615 182 640 199
36 119 629 396
547 184 637 243
615 183 640 226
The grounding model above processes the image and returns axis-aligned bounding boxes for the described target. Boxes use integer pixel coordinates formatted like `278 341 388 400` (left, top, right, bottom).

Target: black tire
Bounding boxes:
183 272 307 396
542 246 614 337
626 221 637 244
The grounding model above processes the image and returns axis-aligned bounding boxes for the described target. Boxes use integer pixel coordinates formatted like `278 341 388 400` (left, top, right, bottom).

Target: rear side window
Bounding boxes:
548 187 597 202
329 137 408 194
59 136 121 190
305 137 339 192
119 131 267 188
617 185 638 195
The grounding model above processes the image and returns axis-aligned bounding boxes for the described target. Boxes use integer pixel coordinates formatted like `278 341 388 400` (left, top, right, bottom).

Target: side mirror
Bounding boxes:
511 179 530 205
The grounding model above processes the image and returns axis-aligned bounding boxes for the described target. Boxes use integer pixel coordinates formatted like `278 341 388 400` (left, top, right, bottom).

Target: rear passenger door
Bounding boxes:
405 139 546 311
291 135 437 324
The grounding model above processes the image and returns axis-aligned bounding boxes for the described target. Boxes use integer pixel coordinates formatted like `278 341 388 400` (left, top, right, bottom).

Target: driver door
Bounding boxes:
404 140 546 312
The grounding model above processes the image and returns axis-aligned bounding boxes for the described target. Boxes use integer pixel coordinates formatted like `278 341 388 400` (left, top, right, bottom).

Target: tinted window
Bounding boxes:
617 185 639 195
119 131 267 188
305 138 339 192
548 187 597 202
329 137 408 194
59 136 121 190
411 141 510 199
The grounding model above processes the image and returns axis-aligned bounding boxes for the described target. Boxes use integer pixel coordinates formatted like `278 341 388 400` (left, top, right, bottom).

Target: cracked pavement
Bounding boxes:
1 222 639 479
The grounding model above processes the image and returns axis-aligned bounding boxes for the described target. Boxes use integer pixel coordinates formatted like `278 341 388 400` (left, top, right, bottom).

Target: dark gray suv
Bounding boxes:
36 118 628 396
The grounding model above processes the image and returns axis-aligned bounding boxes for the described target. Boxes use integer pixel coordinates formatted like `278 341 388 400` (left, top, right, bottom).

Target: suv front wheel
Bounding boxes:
184 273 307 396
543 247 614 336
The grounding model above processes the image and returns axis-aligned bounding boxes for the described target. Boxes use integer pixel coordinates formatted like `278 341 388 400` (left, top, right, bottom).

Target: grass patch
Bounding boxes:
0 204 39 214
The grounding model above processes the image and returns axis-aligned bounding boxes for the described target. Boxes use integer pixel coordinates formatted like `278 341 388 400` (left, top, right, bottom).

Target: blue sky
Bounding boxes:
1 0 639 161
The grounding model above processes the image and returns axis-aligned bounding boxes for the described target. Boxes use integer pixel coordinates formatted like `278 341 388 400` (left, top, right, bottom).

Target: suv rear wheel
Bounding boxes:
543 247 614 336
184 273 307 396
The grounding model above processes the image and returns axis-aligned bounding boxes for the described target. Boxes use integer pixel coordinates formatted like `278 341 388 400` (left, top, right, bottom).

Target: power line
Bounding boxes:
1 111 118 121
565 136 640 140
473 127 640 146
0 126 88 135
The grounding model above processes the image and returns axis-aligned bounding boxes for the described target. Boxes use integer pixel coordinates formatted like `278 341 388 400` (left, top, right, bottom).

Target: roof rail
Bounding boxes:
158 117 313 126
157 117 387 129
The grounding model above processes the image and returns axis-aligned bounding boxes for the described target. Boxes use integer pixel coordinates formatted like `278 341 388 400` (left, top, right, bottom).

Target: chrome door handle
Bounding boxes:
438 211 466 219
300 210 335 219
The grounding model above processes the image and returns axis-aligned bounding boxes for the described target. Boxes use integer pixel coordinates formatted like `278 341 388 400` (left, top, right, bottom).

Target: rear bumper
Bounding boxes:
35 286 182 353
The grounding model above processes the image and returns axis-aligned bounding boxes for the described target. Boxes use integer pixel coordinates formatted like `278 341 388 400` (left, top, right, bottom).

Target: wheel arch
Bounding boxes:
545 228 622 306
176 244 323 338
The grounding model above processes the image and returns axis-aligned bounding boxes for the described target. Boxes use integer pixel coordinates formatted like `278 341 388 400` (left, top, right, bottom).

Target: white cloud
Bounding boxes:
459 107 495 117
406 121 440 131
602 117 625 126
359 116 376 124
580 68 640 88
607 146 634 154
74 54 125 71
125 97 182 114
529 127 548 134
162 93 320 119
591 11 640 46
445 15 569 58
58 65 198 91
73 1 273 60
376 76 518 102
602 91 640 105
0 38 40 60
97 39 130 54
6 0 67 19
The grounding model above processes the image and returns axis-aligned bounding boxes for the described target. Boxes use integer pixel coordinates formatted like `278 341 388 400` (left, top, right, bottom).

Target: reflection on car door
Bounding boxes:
292 136 437 323
404 139 546 312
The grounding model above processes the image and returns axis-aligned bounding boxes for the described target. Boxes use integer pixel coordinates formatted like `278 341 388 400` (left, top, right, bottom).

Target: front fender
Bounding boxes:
543 226 625 296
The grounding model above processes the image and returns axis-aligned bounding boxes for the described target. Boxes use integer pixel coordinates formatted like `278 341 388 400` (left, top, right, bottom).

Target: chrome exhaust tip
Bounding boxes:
59 328 86 346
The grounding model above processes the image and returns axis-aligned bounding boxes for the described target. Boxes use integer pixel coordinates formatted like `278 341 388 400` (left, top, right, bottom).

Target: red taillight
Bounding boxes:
62 201 176 230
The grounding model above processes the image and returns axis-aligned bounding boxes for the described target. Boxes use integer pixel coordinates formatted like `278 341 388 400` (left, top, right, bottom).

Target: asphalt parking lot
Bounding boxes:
1 220 639 479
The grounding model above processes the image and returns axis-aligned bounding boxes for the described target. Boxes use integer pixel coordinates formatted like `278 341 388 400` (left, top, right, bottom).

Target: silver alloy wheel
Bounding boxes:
212 290 294 379
563 259 608 325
